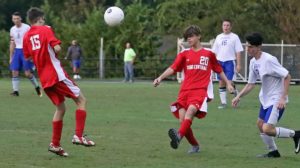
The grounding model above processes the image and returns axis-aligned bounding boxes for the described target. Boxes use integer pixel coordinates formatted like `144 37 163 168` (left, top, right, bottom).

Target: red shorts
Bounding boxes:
44 79 80 105
170 89 208 119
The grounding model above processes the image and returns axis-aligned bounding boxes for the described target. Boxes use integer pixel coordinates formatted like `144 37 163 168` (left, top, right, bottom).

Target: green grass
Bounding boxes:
0 79 300 168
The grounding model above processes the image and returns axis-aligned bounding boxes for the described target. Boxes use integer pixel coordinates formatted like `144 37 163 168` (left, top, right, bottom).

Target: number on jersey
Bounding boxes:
30 35 41 50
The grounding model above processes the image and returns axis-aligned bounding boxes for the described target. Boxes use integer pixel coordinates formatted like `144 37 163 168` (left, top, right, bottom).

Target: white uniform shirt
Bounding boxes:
10 23 30 49
212 32 243 61
248 52 289 109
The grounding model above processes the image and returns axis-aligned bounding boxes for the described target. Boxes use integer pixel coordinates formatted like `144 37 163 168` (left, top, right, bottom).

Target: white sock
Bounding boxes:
260 133 277 151
219 88 227 104
29 75 39 88
275 127 295 138
12 77 19 91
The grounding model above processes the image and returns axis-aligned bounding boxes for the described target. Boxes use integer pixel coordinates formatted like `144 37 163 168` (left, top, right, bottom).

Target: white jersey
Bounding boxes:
10 23 30 49
212 32 243 61
248 52 289 109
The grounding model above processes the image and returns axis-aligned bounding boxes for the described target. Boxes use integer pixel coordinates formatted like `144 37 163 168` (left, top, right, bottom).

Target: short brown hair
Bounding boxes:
12 12 21 17
27 7 44 24
183 25 201 41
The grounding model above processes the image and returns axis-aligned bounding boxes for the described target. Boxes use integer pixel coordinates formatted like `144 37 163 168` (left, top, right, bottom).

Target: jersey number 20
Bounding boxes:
30 35 41 50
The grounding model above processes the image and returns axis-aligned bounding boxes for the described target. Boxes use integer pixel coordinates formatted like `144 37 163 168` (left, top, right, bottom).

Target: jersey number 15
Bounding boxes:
30 35 41 50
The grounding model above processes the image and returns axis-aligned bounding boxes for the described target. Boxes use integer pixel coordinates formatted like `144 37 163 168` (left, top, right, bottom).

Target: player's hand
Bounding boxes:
9 57 12 64
277 97 286 110
226 83 234 93
232 97 240 108
153 78 161 87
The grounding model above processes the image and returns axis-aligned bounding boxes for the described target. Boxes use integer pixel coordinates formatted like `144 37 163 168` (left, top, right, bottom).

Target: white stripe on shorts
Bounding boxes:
63 78 80 97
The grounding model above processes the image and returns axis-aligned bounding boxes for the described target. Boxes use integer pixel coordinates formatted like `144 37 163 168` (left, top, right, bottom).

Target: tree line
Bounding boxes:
0 0 299 78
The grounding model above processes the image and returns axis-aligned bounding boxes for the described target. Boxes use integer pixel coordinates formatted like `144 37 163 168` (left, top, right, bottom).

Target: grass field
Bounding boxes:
0 79 300 168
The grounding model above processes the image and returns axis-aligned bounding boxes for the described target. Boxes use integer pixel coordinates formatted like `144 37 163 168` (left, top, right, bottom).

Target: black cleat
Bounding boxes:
256 150 281 158
10 91 19 96
293 130 300 154
35 86 42 97
168 128 180 149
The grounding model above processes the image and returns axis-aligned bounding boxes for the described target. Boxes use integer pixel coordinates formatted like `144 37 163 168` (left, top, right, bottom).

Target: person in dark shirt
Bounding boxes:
65 40 83 79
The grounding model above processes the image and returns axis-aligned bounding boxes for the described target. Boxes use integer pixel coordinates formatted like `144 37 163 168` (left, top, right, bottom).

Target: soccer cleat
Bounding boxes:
256 150 281 158
72 134 95 147
218 104 227 109
168 128 180 149
187 145 200 154
293 130 300 154
48 143 69 157
10 91 19 96
35 86 42 97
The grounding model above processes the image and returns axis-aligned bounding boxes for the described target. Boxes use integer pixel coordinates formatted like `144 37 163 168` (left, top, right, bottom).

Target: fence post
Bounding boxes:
99 37 104 79
280 40 284 65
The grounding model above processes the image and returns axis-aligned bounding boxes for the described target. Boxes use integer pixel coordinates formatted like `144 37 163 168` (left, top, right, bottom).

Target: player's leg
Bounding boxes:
256 105 281 158
75 60 81 79
262 105 300 154
71 92 95 146
44 87 68 157
123 62 129 82
23 56 42 97
128 62 134 83
10 49 21 96
218 61 227 108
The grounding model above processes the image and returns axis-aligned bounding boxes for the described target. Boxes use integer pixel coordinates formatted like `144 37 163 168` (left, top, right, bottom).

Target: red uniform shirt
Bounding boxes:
171 48 223 92
23 26 68 88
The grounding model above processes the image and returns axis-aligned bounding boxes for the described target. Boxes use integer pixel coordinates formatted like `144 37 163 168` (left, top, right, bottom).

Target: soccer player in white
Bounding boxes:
232 32 300 158
9 12 41 96
212 19 243 109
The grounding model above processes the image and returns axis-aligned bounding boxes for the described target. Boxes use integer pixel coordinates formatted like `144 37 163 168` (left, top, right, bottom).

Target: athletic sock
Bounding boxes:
12 77 19 91
29 75 39 88
275 127 295 138
75 109 87 137
260 133 278 151
52 120 63 146
185 127 199 146
178 119 192 138
219 87 227 104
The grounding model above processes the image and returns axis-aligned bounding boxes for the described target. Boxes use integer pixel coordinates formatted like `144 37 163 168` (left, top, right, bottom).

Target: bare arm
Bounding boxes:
232 83 256 107
277 74 291 109
236 52 241 73
9 41 15 64
153 67 175 87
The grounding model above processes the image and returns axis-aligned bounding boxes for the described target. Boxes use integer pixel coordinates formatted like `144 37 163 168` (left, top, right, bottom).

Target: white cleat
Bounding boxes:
48 143 69 157
72 135 95 147
187 145 200 154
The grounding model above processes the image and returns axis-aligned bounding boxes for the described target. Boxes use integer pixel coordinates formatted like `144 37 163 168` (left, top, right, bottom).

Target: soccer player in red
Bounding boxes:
153 25 234 153
22 7 95 157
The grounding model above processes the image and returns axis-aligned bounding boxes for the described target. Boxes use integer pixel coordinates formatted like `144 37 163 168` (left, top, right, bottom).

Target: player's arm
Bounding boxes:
235 52 241 73
232 83 255 107
153 67 174 87
278 74 291 109
218 71 234 93
9 40 15 64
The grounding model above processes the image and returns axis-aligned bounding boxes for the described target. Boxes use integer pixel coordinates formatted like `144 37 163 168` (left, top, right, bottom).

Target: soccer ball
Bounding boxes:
104 6 124 26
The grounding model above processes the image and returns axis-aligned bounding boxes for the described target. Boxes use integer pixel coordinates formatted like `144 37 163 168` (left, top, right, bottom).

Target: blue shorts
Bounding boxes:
10 49 34 71
217 60 235 80
258 105 284 125
72 60 81 68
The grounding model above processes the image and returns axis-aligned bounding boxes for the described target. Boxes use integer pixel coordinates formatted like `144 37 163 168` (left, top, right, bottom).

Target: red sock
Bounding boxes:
178 119 192 137
75 109 86 137
185 127 199 146
52 120 63 146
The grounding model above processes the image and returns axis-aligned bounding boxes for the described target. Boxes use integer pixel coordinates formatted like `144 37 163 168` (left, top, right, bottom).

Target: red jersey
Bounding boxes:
171 48 223 92
23 26 68 88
